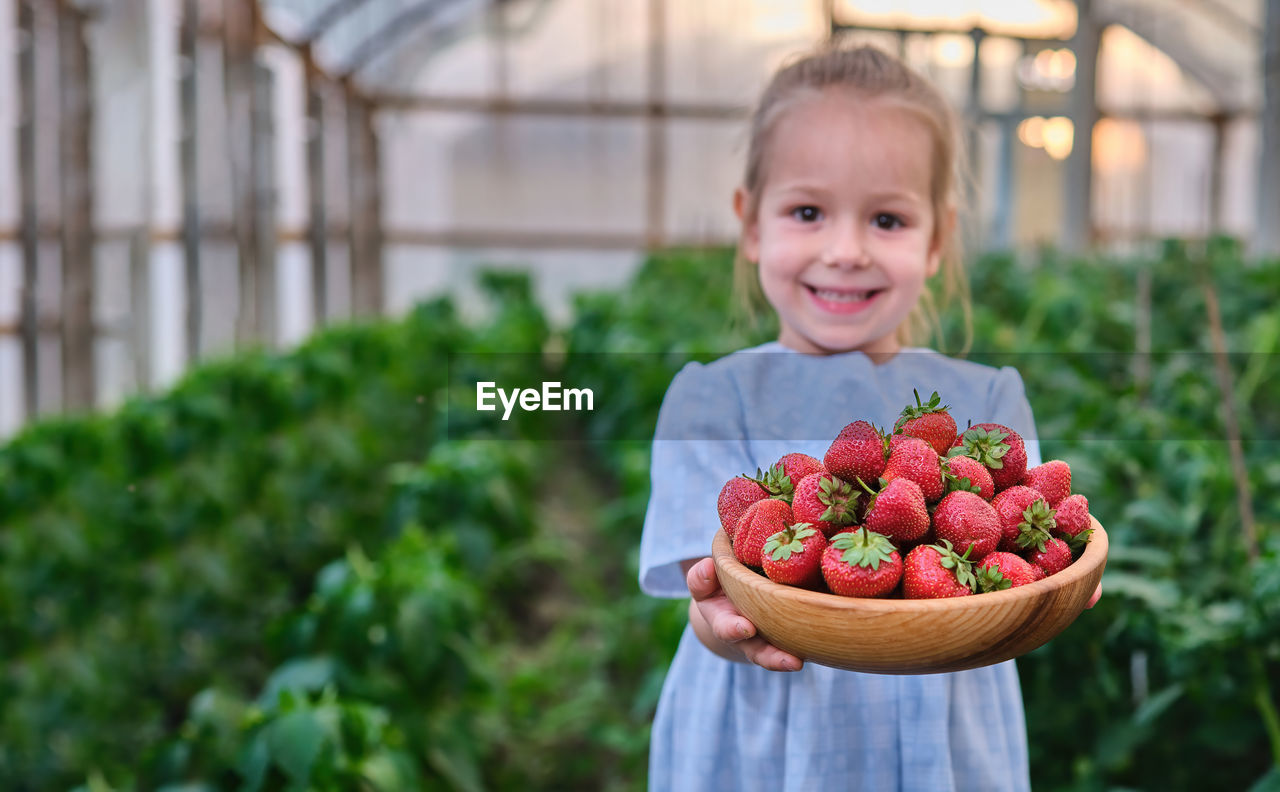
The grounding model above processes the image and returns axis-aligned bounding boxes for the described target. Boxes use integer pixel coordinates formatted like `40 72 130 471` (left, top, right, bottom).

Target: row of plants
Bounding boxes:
954 242 1280 790
112 274 688 790
0 298 468 788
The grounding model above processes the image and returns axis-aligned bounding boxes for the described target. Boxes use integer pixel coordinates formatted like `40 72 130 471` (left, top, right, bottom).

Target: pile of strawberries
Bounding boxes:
716 391 1095 598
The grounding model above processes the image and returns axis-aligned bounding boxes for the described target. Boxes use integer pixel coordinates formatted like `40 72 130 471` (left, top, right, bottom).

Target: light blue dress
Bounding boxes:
639 343 1041 792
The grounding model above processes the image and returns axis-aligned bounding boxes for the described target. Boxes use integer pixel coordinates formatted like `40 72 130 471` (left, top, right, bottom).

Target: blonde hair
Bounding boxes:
732 43 973 353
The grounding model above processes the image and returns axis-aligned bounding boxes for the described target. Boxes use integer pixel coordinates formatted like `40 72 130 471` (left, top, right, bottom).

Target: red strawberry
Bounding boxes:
991 485 1055 553
792 472 859 537
1028 564 1047 582
931 490 1001 562
732 499 793 568
761 523 828 587
1053 494 1093 555
1021 460 1071 507
950 423 1028 493
821 528 902 597
717 476 768 538
824 420 888 487
941 454 995 501
778 452 825 487
882 435 944 503
976 551 1039 591
902 539 976 599
893 389 958 455
1025 536 1073 577
858 477 930 545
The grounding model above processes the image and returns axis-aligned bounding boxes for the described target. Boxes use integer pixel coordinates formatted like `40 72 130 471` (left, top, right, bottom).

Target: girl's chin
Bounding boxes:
779 329 900 358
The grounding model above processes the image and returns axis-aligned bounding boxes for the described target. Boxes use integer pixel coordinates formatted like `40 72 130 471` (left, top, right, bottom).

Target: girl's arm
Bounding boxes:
680 558 804 671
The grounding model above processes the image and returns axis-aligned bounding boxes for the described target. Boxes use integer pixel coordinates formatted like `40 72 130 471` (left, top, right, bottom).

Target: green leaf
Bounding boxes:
1248 766 1280 792
265 710 327 783
1101 572 1180 611
258 656 337 709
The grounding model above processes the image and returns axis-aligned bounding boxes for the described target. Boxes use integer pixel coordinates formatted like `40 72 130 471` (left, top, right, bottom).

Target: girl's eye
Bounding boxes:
873 213 903 230
791 206 822 222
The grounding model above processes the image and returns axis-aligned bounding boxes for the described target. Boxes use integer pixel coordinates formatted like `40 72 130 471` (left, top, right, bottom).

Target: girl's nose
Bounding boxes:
822 223 871 269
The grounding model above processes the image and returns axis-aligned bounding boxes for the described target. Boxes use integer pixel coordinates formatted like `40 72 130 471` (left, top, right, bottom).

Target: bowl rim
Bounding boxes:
712 515 1108 612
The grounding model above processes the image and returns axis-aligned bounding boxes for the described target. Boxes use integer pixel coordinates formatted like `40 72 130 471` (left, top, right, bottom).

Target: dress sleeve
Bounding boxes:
987 366 1042 469
638 361 755 598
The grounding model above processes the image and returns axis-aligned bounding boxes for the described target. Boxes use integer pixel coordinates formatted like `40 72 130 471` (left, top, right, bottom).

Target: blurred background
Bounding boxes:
0 0 1278 790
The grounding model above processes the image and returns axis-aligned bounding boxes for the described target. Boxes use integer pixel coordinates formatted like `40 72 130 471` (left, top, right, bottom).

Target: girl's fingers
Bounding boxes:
1086 582 1102 609
738 637 804 672
685 556 803 672
687 558 756 641
698 588 757 643
685 557 720 602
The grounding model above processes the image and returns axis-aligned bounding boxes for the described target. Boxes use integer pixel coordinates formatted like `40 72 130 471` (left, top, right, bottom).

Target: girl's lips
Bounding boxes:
805 285 881 315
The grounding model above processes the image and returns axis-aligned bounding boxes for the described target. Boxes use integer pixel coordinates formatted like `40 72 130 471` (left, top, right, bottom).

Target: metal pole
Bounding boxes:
58 1 96 412
347 91 383 317
225 0 259 345
252 56 277 346
966 27 985 250
18 0 39 421
992 39 1025 252
306 59 328 327
181 0 202 362
1061 0 1100 254
1208 113 1227 236
1256 0 1280 256
130 228 152 392
645 0 667 248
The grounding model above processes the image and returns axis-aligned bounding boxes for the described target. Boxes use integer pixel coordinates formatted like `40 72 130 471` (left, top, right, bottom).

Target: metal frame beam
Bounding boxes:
300 0 376 45
338 0 473 78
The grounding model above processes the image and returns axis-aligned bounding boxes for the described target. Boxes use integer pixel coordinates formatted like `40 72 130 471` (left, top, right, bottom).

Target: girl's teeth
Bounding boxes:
814 288 868 302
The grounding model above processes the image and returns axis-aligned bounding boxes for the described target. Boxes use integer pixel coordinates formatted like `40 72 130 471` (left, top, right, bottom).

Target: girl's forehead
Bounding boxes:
761 93 935 192
773 90 931 147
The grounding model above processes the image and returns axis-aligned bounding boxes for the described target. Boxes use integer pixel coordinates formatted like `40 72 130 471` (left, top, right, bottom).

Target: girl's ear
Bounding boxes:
733 187 760 263
926 205 957 277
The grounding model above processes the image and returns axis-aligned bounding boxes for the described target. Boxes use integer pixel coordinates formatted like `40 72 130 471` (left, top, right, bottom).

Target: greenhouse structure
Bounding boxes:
0 0 1277 434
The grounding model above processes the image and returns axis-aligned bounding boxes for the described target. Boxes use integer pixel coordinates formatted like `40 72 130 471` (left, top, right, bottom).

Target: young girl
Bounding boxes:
639 46 1043 791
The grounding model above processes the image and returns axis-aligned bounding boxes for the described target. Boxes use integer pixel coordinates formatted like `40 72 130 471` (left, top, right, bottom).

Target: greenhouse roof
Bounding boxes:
259 0 1265 113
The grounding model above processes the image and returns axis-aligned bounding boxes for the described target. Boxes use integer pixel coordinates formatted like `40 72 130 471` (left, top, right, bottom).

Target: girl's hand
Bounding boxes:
1086 582 1102 609
683 557 804 672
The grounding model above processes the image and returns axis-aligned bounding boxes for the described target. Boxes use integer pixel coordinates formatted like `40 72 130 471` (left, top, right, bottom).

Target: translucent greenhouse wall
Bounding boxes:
0 0 1271 439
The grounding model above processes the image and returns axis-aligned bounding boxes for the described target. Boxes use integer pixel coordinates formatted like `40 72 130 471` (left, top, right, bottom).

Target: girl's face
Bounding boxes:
735 90 950 358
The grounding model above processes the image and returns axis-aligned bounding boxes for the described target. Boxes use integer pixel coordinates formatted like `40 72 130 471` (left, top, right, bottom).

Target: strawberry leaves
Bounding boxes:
745 462 794 503
1062 526 1094 556
942 468 983 496
1014 499 1057 553
816 475 858 525
832 528 896 570
949 426 1010 470
763 523 818 561
930 539 978 591
975 565 1012 593
893 389 949 431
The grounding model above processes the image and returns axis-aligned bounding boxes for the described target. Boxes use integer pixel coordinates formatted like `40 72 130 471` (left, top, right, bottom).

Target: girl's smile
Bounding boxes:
803 284 884 315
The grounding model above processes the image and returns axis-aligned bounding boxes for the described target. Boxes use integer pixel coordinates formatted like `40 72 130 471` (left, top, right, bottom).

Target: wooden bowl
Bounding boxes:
712 517 1108 675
